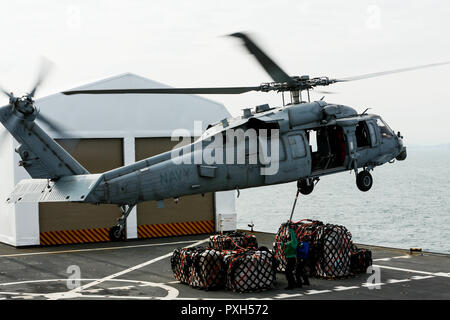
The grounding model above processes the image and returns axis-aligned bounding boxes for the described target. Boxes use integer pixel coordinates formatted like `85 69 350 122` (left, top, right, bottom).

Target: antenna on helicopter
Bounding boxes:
361 107 371 115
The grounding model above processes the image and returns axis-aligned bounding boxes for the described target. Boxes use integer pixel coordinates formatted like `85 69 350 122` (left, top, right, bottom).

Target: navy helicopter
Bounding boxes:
1 33 447 241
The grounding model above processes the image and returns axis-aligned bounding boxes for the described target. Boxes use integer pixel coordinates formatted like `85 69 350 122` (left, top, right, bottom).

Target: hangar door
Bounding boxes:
135 137 215 238
39 139 123 245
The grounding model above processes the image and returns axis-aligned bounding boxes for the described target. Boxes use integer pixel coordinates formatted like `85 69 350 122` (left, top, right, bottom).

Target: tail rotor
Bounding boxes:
0 58 74 146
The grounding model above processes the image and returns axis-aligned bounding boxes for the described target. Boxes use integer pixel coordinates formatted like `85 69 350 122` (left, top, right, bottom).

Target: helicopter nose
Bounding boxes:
394 132 407 161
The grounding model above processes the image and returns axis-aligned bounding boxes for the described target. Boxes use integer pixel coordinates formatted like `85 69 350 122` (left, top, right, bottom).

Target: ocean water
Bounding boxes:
236 147 450 254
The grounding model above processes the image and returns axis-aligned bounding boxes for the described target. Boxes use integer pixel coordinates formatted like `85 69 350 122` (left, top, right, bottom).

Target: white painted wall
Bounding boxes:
0 134 17 245
215 191 237 233
123 136 138 239
0 73 236 246
13 143 40 246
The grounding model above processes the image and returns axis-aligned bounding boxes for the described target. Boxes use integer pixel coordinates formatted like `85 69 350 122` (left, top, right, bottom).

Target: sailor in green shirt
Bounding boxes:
283 225 299 289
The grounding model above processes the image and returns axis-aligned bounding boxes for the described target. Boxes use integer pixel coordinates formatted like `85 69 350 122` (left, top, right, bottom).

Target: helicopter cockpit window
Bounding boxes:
355 121 371 148
376 118 394 138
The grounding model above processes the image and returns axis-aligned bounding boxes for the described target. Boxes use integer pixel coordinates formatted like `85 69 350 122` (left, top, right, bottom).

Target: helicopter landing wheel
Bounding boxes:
297 178 314 195
109 225 124 241
356 171 373 192
109 204 134 241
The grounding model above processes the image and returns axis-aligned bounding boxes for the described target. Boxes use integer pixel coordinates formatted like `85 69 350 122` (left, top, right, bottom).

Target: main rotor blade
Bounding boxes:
62 86 262 95
37 113 80 153
229 32 294 85
29 57 53 98
314 89 337 95
336 61 450 82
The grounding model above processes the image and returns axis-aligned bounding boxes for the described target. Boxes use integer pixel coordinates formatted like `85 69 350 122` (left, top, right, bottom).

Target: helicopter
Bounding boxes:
1 32 448 241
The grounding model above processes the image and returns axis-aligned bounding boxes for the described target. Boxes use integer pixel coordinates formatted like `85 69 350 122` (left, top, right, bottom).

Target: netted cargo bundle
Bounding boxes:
171 247 195 284
209 231 258 251
312 224 353 278
224 248 277 293
273 219 323 272
273 219 371 279
171 246 225 290
350 245 372 274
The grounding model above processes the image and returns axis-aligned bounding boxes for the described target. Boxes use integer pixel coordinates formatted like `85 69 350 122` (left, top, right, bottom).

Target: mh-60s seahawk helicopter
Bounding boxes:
1 33 448 241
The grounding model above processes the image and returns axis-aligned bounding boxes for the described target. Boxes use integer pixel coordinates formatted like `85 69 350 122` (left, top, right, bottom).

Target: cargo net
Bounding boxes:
224 248 277 292
273 219 372 279
312 224 353 278
273 219 323 273
171 234 276 292
171 246 225 290
209 232 258 251
349 244 373 274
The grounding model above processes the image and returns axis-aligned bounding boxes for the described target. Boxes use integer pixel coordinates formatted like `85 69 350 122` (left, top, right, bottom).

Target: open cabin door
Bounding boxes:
309 125 349 175
263 130 311 184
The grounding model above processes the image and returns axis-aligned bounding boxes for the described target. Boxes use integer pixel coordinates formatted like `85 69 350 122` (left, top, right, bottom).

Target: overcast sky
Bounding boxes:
1 0 450 145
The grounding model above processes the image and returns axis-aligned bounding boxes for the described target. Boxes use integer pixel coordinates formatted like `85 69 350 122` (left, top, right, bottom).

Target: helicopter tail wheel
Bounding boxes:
109 225 124 241
297 178 314 195
356 171 373 192
109 204 135 241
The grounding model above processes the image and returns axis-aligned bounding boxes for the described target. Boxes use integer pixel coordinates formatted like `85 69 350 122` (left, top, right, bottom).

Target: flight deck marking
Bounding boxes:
82 288 104 293
361 282 385 288
305 289 332 295
12 295 35 300
411 275 435 280
374 265 450 278
0 278 178 300
0 269 444 300
373 258 392 262
434 272 450 277
1 246 447 300
108 286 134 290
387 279 411 284
333 286 359 291
392 255 411 259
373 255 410 262
0 239 200 258
174 297 274 301
84 294 158 300
275 293 303 299
63 238 209 298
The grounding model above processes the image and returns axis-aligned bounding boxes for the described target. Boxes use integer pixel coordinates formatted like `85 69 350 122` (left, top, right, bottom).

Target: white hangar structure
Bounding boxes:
0 73 237 246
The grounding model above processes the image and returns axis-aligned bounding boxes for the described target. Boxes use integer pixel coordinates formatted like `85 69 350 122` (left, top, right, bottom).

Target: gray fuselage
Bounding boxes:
86 101 405 205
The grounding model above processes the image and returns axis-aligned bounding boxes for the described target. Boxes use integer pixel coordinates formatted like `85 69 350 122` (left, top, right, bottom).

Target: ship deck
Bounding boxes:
0 231 448 301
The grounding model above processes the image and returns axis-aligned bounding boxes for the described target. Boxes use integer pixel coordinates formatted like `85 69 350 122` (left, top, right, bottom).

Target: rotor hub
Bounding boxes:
9 94 39 121
17 95 36 115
